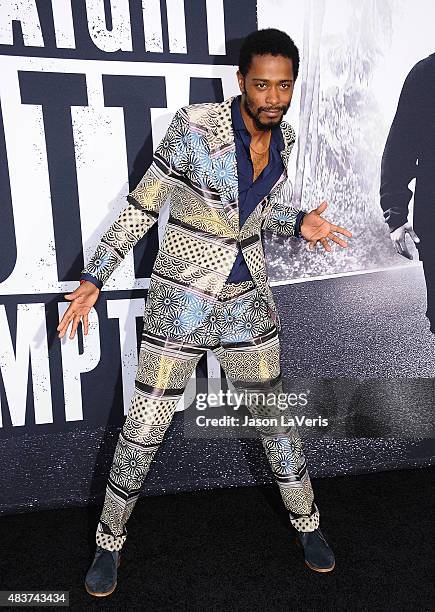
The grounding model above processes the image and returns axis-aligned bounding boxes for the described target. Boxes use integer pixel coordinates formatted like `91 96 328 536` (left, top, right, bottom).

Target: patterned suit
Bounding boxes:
82 95 320 551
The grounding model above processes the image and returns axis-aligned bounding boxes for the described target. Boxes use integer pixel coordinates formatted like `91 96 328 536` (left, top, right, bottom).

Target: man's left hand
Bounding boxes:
300 201 352 251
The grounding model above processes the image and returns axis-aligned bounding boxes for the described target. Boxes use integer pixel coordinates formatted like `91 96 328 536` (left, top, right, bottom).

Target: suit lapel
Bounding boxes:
204 95 294 237
278 120 295 176
260 121 296 223
204 95 239 235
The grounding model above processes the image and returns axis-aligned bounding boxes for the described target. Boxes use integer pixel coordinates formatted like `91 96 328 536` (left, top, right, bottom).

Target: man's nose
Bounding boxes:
265 88 280 106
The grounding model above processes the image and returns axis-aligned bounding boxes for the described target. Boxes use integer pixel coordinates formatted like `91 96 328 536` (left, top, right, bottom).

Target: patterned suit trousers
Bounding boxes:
96 280 320 551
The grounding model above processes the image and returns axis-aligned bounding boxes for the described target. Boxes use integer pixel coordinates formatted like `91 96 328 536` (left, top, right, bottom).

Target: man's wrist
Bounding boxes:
80 279 100 290
79 274 103 290
295 210 307 238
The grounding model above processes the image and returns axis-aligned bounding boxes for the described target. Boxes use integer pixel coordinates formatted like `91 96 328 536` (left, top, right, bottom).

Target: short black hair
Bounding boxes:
238 28 300 80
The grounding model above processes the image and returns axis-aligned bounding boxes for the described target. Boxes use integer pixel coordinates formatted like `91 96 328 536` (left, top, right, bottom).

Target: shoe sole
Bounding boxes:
294 537 335 573
84 555 121 597
305 559 335 573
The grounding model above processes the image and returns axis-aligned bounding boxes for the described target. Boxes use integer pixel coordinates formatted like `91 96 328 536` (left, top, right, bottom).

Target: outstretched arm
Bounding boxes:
262 182 351 251
57 107 190 339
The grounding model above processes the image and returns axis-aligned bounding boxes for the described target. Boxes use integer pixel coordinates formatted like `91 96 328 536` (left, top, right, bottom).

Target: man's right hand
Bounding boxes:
57 281 100 340
390 221 420 260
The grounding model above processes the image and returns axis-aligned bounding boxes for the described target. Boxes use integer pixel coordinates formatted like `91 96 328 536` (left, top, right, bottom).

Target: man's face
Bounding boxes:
237 53 295 131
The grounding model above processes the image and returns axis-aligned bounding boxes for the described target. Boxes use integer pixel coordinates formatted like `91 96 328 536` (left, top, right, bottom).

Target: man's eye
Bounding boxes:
256 83 266 89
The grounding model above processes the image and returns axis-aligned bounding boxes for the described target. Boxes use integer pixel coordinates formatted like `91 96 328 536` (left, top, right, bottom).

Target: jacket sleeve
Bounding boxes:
80 108 190 288
293 210 306 238
262 176 305 237
261 123 306 237
380 61 425 232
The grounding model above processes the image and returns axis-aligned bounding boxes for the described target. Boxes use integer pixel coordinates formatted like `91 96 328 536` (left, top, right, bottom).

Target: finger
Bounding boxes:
314 201 328 215
69 314 81 339
328 232 348 248
57 303 80 329
58 315 73 339
64 285 87 301
329 224 352 238
64 290 79 301
307 239 317 251
56 317 66 332
319 237 332 252
57 311 74 333
83 313 89 336
408 228 420 244
64 294 85 304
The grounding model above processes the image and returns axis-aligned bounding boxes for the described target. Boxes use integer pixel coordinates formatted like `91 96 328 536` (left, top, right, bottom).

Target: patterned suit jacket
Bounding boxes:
81 95 302 336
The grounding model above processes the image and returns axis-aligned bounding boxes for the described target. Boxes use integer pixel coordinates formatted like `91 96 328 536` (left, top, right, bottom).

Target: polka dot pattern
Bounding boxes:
289 502 320 533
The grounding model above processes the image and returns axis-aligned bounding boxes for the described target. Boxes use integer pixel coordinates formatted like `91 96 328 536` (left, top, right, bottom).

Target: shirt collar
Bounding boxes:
231 94 284 151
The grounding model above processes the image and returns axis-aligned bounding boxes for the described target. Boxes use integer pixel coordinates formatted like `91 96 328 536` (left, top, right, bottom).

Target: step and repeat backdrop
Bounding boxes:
0 0 433 514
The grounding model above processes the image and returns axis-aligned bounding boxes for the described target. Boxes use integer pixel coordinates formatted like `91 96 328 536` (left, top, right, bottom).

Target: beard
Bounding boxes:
242 90 290 131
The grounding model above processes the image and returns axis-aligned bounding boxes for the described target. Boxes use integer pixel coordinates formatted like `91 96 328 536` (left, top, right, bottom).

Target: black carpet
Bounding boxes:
1 467 433 611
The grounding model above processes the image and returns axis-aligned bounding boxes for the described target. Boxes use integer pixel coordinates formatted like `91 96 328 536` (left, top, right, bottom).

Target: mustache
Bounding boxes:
259 106 286 112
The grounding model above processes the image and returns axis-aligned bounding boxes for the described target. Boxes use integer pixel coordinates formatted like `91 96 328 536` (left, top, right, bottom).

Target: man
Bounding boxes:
57 28 351 595
380 53 435 333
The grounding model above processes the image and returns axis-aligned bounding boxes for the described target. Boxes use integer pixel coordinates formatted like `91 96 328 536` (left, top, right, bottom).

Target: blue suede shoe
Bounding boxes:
85 546 121 597
294 527 335 572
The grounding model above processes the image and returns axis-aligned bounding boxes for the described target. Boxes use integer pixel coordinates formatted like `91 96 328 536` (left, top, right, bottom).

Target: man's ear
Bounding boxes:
236 70 245 93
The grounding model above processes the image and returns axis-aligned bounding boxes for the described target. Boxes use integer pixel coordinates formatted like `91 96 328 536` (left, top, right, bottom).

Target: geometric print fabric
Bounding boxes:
81 96 303 337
